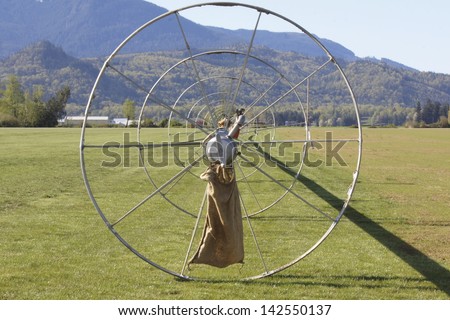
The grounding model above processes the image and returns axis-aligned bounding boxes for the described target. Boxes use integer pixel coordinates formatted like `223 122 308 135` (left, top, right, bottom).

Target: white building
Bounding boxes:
62 116 110 126
112 118 128 126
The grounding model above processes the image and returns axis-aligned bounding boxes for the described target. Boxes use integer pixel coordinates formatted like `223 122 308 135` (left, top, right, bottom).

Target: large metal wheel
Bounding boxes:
80 2 362 280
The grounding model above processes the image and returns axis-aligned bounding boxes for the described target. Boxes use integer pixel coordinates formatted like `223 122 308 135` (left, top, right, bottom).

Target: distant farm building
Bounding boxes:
284 120 303 126
111 118 128 126
61 116 110 126
59 116 141 126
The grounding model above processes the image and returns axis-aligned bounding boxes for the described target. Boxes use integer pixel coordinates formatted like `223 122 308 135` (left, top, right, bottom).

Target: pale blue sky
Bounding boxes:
146 0 450 74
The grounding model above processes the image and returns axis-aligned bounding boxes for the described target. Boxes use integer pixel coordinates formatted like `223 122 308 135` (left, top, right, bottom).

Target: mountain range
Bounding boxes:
0 0 356 61
1 0 450 110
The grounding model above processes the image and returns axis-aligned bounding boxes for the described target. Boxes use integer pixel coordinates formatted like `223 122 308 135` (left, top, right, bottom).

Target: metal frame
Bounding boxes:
80 2 362 281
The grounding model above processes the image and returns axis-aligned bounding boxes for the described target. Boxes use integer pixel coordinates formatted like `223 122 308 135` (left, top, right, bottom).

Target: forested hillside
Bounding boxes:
1 41 449 128
1 41 450 108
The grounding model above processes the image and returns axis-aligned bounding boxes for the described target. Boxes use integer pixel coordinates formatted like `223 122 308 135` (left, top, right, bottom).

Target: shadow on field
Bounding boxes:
297 173 450 297
251 149 450 296
260 274 440 293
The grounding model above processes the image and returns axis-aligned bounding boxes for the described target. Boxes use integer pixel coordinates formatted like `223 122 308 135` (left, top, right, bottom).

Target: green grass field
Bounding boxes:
0 127 449 299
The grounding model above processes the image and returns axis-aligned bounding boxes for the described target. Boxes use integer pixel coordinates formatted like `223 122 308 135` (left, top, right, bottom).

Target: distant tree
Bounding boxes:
21 85 45 127
438 116 449 128
158 118 169 128
122 99 136 127
0 79 70 127
141 118 156 127
439 103 449 117
422 99 441 124
2 75 25 118
170 119 183 127
413 101 422 124
40 86 70 127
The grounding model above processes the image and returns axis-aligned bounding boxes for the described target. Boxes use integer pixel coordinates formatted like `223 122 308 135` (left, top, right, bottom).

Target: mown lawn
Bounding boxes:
0 127 449 299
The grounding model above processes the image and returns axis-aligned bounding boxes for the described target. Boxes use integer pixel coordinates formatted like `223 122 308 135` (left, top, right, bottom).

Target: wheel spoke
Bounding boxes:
181 187 208 276
238 153 336 222
111 154 204 227
243 76 283 116
228 12 262 113
161 143 205 197
107 63 150 96
82 141 203 149
235 160 263 212
238 185 269 274
175 13 218 128
240 138 360 145
107 62 211 136
243 58 333 129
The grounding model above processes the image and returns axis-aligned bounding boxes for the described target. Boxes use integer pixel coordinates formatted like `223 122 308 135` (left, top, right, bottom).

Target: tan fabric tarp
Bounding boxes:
189 164 244 268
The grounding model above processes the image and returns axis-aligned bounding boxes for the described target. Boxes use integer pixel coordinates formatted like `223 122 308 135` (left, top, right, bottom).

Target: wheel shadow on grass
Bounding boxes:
251 149 450 297
257 274 441 293
296 175 450 297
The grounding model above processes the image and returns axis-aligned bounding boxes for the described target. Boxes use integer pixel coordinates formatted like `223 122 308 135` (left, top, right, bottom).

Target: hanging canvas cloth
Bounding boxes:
189 164 244 268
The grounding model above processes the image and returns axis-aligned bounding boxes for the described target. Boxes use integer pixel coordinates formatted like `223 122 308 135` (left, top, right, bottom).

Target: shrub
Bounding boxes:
0 113 20 127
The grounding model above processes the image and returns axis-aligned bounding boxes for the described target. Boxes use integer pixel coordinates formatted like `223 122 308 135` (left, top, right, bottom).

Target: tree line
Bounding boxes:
0 75 70 127
1 75 449 128
411 100 450 127
274 102 449 128
134 102 449 128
